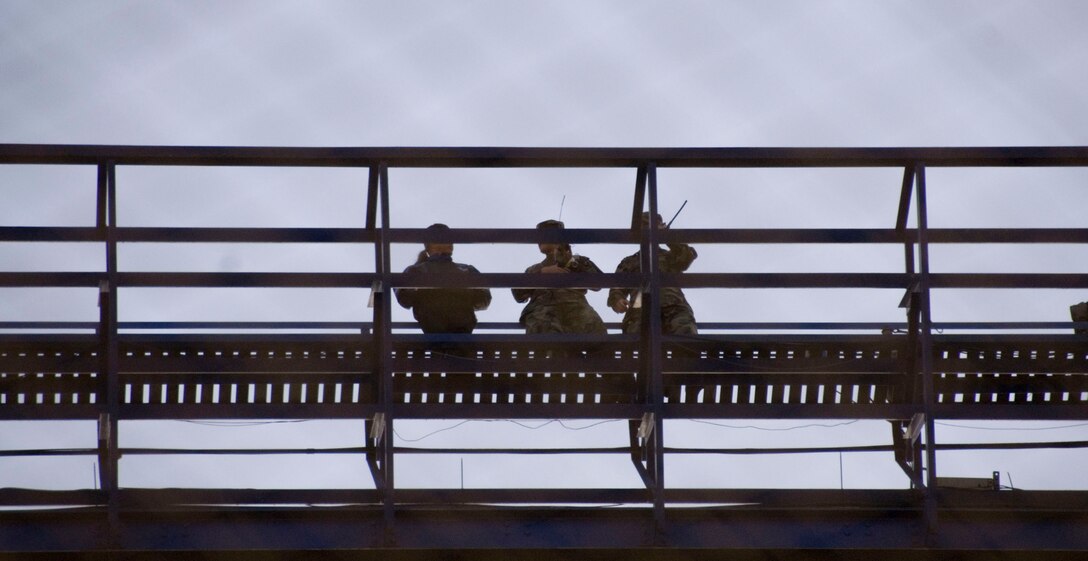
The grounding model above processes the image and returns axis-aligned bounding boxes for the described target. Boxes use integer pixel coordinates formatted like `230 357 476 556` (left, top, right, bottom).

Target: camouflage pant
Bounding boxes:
522 299 607 335
621 303 697 335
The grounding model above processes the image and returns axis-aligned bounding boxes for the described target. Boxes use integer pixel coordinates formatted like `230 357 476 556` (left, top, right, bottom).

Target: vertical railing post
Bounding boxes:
914 164 939 535
372 164 396 542
894 165 925 488
639 163 666 535
630 166 649 401
631 166 647 232
896 164 917 279
96 162 120 540
626 166 659 505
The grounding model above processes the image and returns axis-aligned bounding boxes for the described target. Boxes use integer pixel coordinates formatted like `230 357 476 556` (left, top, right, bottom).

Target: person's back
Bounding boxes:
399 253 490 333
395 223 491 334
1072 301 1088 334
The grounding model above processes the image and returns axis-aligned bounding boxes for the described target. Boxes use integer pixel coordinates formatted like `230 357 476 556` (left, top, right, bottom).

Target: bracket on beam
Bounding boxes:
365 413 389 488
899 280 919 309
628 413 657 489
369 412 386 442
637 412 655 442
368 280 382 309
98 413 111 448
892 413 926 489
906 412 925 444
98 280 109 308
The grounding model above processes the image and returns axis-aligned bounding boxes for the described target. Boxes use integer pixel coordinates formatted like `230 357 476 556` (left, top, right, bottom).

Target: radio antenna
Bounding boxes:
666 199 688 228
558 195 566 221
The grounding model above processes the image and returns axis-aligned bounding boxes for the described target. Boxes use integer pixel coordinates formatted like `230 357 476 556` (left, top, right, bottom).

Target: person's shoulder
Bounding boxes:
456 262 482 274
403 261 426 274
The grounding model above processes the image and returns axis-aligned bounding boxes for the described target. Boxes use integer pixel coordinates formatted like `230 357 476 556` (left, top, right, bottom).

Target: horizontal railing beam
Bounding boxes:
6 226 1088 245
3 144 1088 167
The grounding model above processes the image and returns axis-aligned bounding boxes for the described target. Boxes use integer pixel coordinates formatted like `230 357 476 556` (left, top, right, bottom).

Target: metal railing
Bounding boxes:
2 144 1088 556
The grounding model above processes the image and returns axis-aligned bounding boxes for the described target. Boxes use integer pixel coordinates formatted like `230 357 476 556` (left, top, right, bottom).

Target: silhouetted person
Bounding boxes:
1072 301 1088 334
395 223 491 333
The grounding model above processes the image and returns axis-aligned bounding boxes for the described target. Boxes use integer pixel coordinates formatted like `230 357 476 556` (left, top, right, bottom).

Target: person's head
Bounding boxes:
423 223 453 256
641 212 665 229
535 219 565 254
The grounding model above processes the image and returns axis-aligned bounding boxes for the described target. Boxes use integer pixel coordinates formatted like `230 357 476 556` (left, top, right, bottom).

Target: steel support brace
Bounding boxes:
368 164 396 542
896 165 925 489
636 164 667 533
897 164 918 311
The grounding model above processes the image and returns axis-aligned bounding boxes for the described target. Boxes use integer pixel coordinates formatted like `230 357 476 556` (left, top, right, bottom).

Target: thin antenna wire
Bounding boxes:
558 195 566 221
666 199 688 228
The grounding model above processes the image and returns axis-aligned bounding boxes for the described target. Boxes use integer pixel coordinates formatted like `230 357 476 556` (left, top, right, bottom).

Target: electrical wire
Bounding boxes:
936 421 1088 431
392 418 624 443
685 419 861 431
168 414 1088 443
393 419 473 442
178 419 311 427
391 416 866 444
557 419 624 430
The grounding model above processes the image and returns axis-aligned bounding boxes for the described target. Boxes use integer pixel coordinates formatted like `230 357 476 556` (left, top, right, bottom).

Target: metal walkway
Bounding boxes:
4 333 1087 420
2 144 1088 560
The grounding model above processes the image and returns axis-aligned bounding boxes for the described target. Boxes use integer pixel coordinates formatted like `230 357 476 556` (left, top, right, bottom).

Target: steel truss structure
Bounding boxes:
2 144 1088 560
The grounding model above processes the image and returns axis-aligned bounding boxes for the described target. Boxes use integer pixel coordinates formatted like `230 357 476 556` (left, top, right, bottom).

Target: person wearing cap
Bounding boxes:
1072 301 1088 334
512 219 607 335
609 212 700 401
395 223 492 334
608 212 698 336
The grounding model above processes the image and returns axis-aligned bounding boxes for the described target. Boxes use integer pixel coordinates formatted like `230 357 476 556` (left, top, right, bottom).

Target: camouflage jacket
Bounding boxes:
512 252 604 306
607 243 697 309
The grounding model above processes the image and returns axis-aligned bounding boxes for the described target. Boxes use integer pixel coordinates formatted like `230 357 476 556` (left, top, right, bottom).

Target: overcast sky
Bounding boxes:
2 0 1088 494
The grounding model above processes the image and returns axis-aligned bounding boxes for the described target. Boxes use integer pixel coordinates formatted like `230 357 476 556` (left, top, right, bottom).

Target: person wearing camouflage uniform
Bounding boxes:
512 219 607 335
607 212 698 336
609 212 700 402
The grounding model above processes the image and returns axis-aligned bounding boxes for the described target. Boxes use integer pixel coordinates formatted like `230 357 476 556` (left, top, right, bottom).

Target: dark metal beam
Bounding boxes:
4 270 1087 290
4 143 1088 167
9 226 1088 245
2 492 1088 559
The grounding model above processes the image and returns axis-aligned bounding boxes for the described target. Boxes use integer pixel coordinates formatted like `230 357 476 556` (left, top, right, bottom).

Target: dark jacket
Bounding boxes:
395 254 491 333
